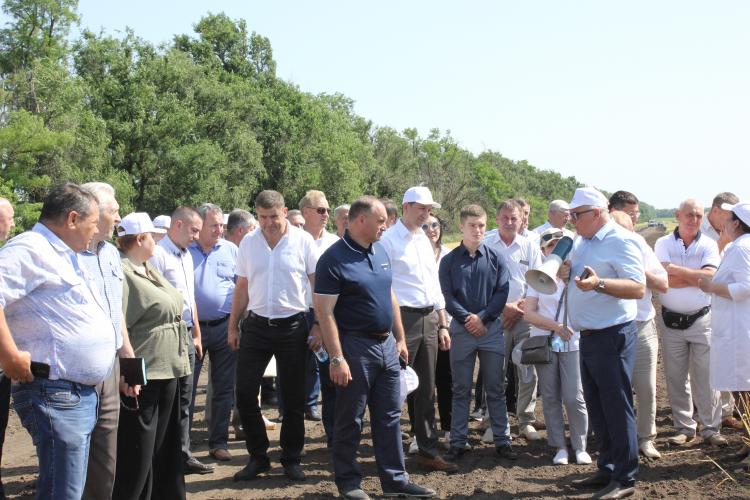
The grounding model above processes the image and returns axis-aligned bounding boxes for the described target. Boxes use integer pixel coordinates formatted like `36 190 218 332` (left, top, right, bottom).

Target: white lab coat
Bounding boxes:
710 233 750 391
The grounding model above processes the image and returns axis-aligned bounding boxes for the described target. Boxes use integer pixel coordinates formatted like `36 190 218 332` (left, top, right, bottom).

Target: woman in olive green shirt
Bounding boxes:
112 213 191 500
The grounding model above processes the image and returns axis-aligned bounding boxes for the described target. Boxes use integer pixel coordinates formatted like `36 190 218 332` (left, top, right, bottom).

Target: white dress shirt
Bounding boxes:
236 224 318 318
633 233 667 322
0 224 116 385
654 229 720 313
533 220 553 234
150 236 196 327
484 231 542 303
380 220 445 310
305 231 339 306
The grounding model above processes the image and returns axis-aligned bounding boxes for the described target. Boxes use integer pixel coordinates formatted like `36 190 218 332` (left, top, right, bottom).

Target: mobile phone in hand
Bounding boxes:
579 267 593 280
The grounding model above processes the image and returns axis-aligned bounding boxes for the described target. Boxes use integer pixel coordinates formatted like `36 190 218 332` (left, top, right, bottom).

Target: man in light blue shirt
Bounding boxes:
564 187 645 500
188 203 239 462
0 183 116 500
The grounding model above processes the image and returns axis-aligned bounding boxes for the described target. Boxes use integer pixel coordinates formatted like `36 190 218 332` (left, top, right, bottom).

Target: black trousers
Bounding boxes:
435 348 453 431
235 314 307 464
113 378 185 500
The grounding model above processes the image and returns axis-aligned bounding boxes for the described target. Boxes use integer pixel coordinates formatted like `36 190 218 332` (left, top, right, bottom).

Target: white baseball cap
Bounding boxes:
569 187 609 210
118 213 168 236
402 186 441 208
152 215 171 230
721 202 750 227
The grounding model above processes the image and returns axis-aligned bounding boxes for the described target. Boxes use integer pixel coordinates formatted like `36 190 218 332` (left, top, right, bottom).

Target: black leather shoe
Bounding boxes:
444 446 465 462
382 481 436 497
283 462 306 481
233 459 271 481
184 457 215 475
496 444 518 460
571 472 612 489
592 481 635 499
305 407 322 421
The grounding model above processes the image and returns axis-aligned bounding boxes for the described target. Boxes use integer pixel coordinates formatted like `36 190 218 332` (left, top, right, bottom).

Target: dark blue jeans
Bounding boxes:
191 317 237 449
580 321 639 487
12 378 98 500
333 334 409 492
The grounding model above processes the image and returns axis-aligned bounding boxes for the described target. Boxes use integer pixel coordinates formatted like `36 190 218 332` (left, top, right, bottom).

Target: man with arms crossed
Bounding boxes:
439 205 515 463
315 196 435 500
380 186 455 472
0 183 116 499
228 190 318 482
564 187 645 499
654 199 726 447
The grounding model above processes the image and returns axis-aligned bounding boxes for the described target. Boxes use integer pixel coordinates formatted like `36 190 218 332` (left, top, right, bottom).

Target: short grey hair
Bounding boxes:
334 204 351 218
227 209 255 234
287 209 303 218
197 202 223 220
81 182 116 211
548 200 569 213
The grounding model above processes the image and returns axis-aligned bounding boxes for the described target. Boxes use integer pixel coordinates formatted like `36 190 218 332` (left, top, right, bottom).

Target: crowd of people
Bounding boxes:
0 181 748 500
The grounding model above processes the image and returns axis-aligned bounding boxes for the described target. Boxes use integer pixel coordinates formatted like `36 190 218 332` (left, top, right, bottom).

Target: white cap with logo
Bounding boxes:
721 202 750 227
569 187 609 210
402 186 441 209
118 213 168 237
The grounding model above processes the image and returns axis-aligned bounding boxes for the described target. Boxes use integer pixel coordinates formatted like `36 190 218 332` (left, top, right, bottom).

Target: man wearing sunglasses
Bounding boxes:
563 187 645 499
300 190 340 439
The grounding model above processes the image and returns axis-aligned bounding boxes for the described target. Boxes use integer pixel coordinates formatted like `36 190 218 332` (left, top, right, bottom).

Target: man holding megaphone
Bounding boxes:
560 187 646 500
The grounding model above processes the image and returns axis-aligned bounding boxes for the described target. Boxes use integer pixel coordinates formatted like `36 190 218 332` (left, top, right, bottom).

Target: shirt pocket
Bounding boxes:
217 261 235 280
56 273 89 305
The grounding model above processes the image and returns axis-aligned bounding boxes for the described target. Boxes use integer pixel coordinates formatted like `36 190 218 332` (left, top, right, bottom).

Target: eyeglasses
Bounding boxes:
421 222 440 231
307 207 330 215
570 209 596 222
541 230 564 243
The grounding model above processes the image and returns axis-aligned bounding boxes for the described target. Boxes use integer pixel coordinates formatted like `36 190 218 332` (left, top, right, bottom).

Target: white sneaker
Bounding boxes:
408 436 419 455
519 424 542 441
639 440 661 459
553 448 569 465
481 427 494 443
575 449 592 464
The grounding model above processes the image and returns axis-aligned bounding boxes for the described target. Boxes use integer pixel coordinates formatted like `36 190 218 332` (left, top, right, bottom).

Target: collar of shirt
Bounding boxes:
189 238 228 256
673 226 702 244
81 239 108 256
33 223 82 273
459 242 485 258
591 220 618 241
343 232 374 255
160 235 187 256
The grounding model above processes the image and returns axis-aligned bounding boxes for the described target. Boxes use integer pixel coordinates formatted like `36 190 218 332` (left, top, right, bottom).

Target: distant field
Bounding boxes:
637 216 677 233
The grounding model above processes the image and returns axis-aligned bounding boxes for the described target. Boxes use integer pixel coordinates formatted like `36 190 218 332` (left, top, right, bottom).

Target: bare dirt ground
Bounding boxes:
3 357 750 499
4 229 750 499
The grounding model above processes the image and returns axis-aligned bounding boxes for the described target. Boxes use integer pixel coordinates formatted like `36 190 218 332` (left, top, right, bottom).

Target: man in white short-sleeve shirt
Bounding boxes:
228 190 318 483
654 198 725 446
485 199 543 441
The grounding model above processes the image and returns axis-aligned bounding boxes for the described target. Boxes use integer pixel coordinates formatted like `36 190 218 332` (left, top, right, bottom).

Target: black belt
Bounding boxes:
343 330 391 341
199 315 230 328
248 311 306 327
400 306 434 315
581 320 636 337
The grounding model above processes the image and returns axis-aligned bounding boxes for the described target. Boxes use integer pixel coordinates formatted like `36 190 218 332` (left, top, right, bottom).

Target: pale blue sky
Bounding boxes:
69 1 750 208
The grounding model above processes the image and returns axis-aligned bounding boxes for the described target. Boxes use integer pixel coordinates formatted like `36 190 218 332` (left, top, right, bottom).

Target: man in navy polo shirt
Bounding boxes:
314 196 435 500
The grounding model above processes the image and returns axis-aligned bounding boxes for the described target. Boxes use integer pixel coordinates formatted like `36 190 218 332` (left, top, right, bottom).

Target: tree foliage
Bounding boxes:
1 2 642 232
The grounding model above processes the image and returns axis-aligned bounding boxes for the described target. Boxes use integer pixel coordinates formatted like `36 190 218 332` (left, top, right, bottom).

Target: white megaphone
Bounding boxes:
525 236 574 295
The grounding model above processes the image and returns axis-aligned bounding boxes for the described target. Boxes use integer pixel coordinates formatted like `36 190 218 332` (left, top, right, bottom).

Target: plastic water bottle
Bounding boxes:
308 336 329 363
551 335 565 351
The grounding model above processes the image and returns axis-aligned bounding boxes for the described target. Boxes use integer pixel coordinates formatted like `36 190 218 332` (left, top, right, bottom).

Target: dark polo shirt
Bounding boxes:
314 232 393 334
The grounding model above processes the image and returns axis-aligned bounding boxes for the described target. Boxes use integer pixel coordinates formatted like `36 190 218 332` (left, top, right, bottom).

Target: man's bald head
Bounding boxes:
0 197 14 241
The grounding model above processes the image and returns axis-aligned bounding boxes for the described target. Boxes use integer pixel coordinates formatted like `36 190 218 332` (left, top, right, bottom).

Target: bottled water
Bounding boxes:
551 335 566 351
308 336 329 363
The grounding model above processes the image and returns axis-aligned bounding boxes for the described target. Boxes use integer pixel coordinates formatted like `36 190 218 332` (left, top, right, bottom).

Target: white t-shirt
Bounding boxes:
236 224 318 318
527 278 580 352
634 233 667 322
654 230 720 313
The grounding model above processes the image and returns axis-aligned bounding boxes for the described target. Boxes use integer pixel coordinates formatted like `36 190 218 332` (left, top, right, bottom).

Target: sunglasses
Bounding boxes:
307 207 330 215
541 230 564 243
421 222 440 231
570 208 596 221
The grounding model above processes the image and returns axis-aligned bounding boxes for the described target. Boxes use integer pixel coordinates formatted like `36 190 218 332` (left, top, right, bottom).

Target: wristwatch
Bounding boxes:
595 279 606 293
438 325 449 332
330 355 345 367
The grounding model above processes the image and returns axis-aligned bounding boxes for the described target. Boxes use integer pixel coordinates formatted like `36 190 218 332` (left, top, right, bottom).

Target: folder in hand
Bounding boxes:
119 358 147 386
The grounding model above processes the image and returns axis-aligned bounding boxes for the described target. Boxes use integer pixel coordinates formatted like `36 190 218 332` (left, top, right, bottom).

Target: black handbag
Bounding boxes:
520 284 567 365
